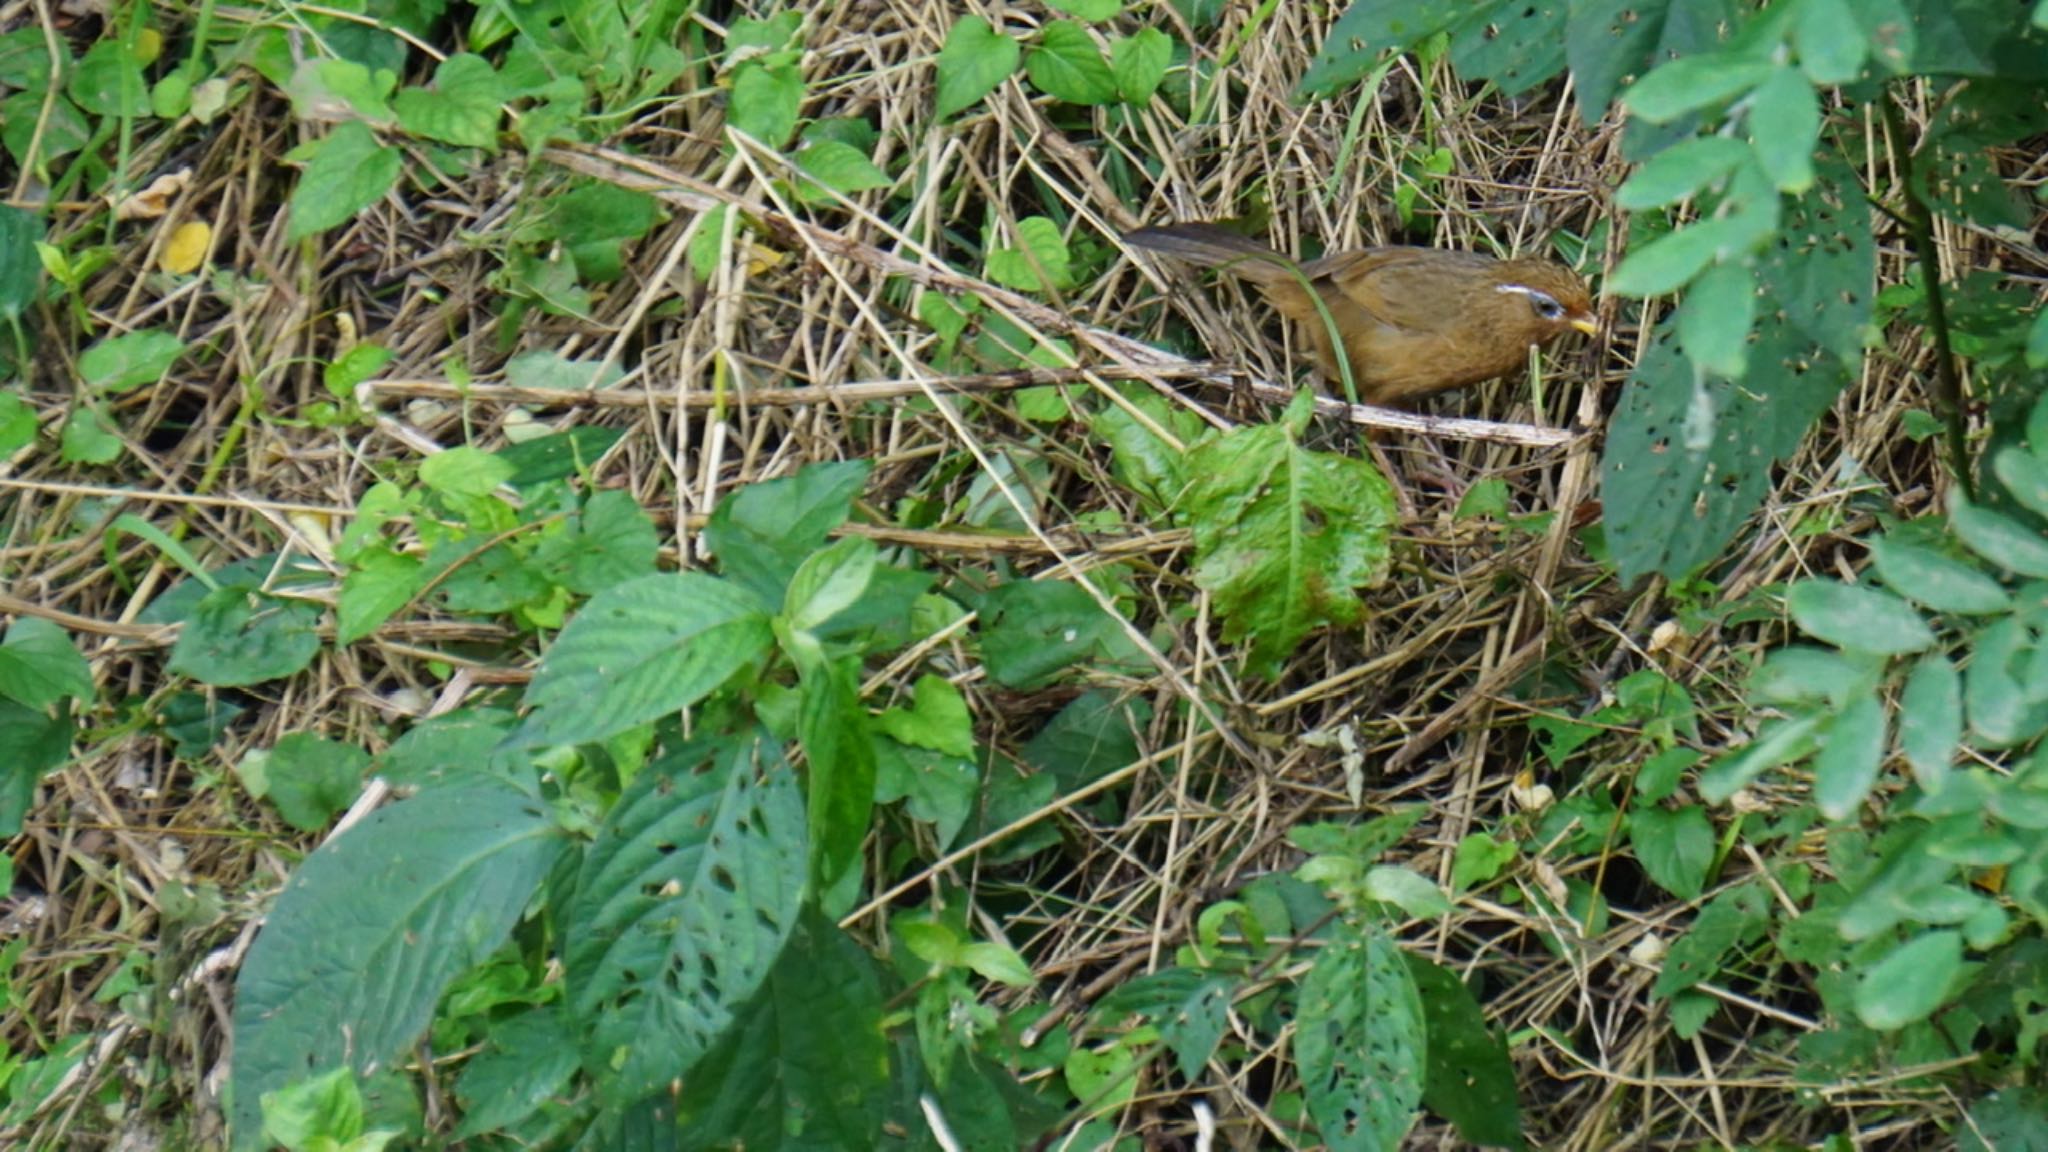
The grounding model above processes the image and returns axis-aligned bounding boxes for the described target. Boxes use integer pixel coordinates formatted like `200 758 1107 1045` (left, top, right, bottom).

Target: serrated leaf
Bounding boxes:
78 329 186 394
229 781 562 1151
565 732 806 1106
1870 536 2010 615
704 459 872 606
514 573 772 747
287 121 401 241
1182 391 1397 675
935 15 1020 119
1298 923 1425 1151
1786 581 1933 655
1024 21 1116 105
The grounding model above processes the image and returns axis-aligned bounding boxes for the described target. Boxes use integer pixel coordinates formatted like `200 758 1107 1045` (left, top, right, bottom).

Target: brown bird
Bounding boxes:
1125 222 1598 406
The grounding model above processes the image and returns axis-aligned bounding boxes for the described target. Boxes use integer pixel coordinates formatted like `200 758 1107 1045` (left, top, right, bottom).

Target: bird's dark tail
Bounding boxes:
1124 223 1296 284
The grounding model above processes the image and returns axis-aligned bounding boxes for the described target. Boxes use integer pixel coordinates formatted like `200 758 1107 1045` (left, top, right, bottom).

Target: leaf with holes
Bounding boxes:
564 730 807 1107
1449 0 1567 97
1297 921 1425 1151
1299 0 1468 97
1405 953 1522 1149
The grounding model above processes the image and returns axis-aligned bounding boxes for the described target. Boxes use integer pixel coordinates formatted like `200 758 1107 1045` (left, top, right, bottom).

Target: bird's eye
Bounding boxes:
1528 291 1564 321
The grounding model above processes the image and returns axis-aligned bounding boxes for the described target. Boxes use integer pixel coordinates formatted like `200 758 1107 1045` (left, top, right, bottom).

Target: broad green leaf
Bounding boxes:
1631 805 1715 899
1610 214 1747 298
0 699 73 836
553 182 661 284
229 780 562 1151
704 460 871 607
1898 654 1960 795
258 1067 369 1151
336 545 422 646
1182 391 1398 675
934 16 1020 119
69 40 149 117
2028 307 2048 370
1110 27 1171 105
876 673 975 759
1950 492 2048 578
1746 66 1819 193
514 573 773 747
1786 581 1933 654
0 204 40 323
452 1008 581 1139
1651 883 1770 999
1065 1045 1138 1110
1962 1085 2048 1152
281 58 396 121
1297 922 1425 1151
418 444 513 497
795 139 890 195
1022 690 1146 791
249 732 368 831
1621 53 1771 124
1749 645 1870 707
729 60 804 149
1614 135 1751 210
1299 0 1466 97
1677 260 1754 377
1405 953 1521 1149
1447 0 1568 98
565 732 806 1107
1697 711 1824 803
0 618 92 710
287 121 401 241
1994 446 2048 521
797 658 875 915
1853 930 1960 1030
1795 0 1868 83
1870 536 2010 615
1813 692 1885 820
1024 21 1116 105
78 329 186 395
1566 0 1739 128
978 577 1123 688
674 911 889 1149
1966 617 2048 748
166 586 323 686
59 407 122 464
1362 866 1452 918
322 343 392 399
393 53 503 150
986 215 1074 293
782 535 878 633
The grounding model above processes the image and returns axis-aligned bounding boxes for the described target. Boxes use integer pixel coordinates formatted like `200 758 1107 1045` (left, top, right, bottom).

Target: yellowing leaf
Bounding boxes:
160 221 211 274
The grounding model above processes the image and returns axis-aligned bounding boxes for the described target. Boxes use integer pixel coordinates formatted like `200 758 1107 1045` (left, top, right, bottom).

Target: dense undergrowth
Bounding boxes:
3 0 2048 1149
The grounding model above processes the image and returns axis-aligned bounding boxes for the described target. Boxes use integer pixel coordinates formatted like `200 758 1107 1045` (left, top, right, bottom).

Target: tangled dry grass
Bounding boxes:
0 1 2028 1149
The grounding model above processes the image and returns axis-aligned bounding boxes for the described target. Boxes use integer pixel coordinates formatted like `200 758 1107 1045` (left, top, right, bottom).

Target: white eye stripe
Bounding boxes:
1497 282 1565 318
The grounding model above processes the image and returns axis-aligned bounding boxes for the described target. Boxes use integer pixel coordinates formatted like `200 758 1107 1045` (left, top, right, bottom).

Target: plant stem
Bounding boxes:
1879 91 1973 500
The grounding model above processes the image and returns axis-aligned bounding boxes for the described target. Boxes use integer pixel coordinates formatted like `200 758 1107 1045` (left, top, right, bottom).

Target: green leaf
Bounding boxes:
1966 617 2048 748
336 546 422 647
1299 0 1466 97
1898 654 1960 795
166 586 323 687
1297 922 1425 1151
1786 581 1934 655
418 444 513 498
1566 0 1733 128
1853 930 1961 1030
795 139 890 195
253 732 369 832
229 781 563 1151
1045 0 1120 19
281 58 396 122
1448 0 1568 98
1405 953 1522 1150
797 658 875 916
1610 214 1747 297
1950 492 2048 578
1652 883 1770 999
515 573 773 748
1677 260 1754 377
1994 446 2048 521
1697 712 1824 803
1746 66 1819 193
393 53 503 150
1615 135 1752 211
59 407 122 464
565 732 806 1107
1813 692 1885 821
1621 53 1771 124
287 121 402 241
68 39 148 117
1022 690 1146 791
1361 866 1452 918
783 535 878 633
78 329 186 395
876 673 975 759
978 578 1122 688
0 204 40 323
986 215 1075 293
452 1008 581 1139
554 182 661 284
674 910 889 1150
705 460 870 607
729 60 804 149
1024 21 1116 105
935 15 1020 120
1110 27 1171 104
0 698 74 837
1182 391 1398 675
1631 805 1715 899
1869 536 2010 615
0 618 92 710
259 1067 366 1150
1795 0 1869 83
322 343 392 399
2028 307 2048 370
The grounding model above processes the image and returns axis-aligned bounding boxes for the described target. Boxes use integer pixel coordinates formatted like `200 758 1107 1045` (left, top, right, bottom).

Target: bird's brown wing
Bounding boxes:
1308 248 1500 337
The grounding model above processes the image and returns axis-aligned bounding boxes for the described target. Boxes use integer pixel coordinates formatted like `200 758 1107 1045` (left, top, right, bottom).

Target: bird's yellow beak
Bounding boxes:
1569 315 1599 336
